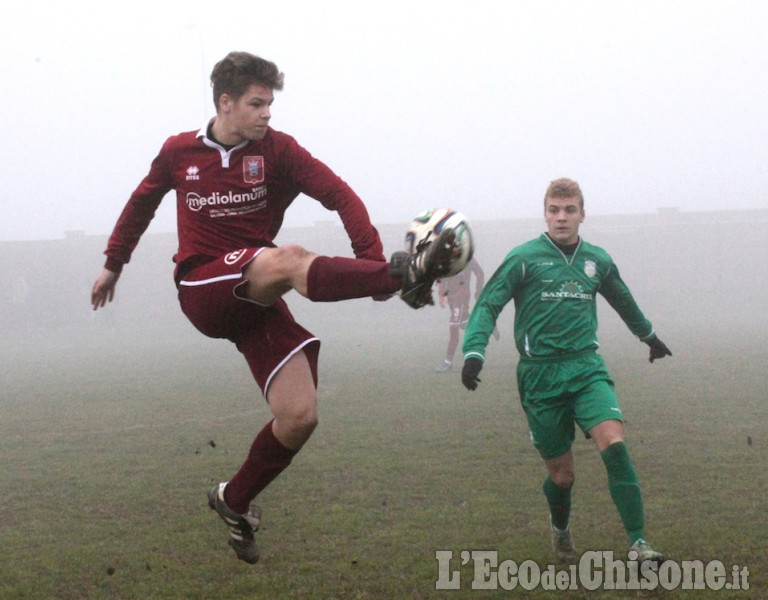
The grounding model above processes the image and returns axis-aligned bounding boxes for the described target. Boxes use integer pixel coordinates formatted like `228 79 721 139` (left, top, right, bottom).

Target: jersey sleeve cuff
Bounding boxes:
104 256 124 274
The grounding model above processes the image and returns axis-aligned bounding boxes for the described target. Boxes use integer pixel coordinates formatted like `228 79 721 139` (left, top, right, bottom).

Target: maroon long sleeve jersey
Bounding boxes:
104 124 385 278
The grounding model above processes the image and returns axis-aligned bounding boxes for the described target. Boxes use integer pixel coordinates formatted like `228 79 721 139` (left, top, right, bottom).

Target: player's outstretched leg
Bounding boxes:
392 228 456 308
208 482 262 564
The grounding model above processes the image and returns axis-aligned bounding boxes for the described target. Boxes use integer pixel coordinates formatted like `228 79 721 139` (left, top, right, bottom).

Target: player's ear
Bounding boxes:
218 93 232 113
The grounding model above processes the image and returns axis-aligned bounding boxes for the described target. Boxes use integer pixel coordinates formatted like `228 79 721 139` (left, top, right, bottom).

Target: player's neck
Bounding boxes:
208 119 241 150
547 234 580 255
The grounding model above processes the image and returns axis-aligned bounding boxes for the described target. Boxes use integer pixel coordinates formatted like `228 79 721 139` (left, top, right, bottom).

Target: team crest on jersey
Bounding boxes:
584 260 597 278
243 156 265 184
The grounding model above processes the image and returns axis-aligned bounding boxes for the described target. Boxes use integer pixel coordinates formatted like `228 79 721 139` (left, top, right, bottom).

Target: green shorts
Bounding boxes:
516 351 622 460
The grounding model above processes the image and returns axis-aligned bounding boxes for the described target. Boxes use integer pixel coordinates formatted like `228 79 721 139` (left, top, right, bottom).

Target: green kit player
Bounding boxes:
461 178 671 564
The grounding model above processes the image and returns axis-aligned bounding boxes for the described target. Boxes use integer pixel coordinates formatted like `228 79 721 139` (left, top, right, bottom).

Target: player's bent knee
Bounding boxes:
293 403 318 435
552 471 575 488
546 456 576 488
280 397 318 436
248 245 313 277
271 244 314 270
243 245 317 303
286 412 318 448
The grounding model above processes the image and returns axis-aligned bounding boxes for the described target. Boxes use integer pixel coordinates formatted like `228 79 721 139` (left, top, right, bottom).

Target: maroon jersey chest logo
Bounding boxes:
243 156 265 184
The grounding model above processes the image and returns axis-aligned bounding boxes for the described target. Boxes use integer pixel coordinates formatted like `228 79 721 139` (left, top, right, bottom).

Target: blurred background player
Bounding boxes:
90 51 454 563
461 178 671 564
434 255 497 372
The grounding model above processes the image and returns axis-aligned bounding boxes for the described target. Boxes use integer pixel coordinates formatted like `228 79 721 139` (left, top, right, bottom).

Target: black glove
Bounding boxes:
645 336 672 363
461 357 483 391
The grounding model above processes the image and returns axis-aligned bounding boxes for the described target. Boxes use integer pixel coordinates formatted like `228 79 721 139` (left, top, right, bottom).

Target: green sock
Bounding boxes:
600 441 645 544
543 476 572 531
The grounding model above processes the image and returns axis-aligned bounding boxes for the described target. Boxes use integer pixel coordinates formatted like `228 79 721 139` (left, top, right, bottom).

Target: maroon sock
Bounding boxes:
224 419 297 514
305 256 401 302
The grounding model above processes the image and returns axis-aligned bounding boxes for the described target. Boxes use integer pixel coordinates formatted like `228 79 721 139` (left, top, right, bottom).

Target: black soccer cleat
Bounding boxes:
391 228 456 309
208 482 262 564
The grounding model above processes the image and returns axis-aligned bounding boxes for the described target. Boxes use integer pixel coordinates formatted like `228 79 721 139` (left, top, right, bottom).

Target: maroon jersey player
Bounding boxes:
90 51 454 563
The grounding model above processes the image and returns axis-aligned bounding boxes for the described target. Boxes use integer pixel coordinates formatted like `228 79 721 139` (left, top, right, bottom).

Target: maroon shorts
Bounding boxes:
177 248 320 397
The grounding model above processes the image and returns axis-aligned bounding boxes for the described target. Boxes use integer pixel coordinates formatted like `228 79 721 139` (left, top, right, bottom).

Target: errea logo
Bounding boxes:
186 166 200 181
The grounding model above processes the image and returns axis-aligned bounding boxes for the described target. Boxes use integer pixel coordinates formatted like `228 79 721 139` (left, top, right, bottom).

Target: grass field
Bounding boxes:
1 292 766 599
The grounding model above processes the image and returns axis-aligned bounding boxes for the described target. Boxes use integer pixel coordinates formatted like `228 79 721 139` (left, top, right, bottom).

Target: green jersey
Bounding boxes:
463 234 654 361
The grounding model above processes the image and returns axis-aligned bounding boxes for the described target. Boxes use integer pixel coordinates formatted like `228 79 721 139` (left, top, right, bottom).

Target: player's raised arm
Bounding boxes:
91 268 120 311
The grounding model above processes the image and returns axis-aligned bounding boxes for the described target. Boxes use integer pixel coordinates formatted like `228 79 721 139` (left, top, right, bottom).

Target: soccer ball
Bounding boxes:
405 208 474 277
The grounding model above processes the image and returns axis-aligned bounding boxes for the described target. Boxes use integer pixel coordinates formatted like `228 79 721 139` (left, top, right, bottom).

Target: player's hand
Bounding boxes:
91 268 120 311
645 336 672 363
461 357 483 391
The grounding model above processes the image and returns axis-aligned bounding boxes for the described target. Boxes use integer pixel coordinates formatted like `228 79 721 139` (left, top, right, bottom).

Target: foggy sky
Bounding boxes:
2 0 767 241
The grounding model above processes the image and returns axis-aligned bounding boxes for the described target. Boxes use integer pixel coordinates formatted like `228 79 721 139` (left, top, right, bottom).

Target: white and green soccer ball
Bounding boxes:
405 208 474 277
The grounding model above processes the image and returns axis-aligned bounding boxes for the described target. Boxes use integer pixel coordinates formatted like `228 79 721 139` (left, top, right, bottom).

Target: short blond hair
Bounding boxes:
544 178 583 207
